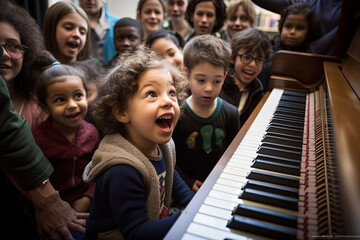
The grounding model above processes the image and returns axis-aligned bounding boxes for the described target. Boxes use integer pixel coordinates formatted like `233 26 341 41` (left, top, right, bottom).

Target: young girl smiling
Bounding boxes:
33 52 99 215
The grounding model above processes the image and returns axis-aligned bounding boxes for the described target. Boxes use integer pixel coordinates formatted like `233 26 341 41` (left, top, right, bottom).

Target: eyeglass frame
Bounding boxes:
1 42 28 60
236 53 267 67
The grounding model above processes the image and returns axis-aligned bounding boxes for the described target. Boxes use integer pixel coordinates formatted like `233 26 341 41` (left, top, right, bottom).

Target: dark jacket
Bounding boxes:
0 76 53 190
219 75 264 127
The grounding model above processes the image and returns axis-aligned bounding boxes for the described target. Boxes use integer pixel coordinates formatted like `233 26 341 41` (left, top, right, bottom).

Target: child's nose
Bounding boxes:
201 15 208 23
72 28 81 38
67 99 77 109
161 94 174 108
150 11 157 18
204 82 213 92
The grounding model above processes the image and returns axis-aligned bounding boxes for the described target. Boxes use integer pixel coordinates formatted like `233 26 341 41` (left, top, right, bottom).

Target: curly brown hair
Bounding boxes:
93 46 189 136
0 1 45 98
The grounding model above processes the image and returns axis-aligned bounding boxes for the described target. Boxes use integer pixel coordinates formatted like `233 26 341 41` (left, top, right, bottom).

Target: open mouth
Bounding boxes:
66 112 81 120
67 41 79 49
156 115 173 129
242 69 255 79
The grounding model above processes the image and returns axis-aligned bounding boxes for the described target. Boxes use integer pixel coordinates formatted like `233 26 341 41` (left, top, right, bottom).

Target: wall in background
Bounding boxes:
107 0 138 19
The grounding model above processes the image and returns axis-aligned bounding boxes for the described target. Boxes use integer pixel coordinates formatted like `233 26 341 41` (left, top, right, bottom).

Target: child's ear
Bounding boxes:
112 106 129 123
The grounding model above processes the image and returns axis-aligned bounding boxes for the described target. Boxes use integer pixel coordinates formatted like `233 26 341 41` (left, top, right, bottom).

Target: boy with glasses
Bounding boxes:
219 28 271 127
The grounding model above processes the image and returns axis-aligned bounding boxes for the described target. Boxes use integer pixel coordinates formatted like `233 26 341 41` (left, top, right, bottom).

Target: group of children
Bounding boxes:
0 0 322 239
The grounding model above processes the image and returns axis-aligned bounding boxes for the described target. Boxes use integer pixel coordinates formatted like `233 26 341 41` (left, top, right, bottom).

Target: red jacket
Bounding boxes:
33 117 100 204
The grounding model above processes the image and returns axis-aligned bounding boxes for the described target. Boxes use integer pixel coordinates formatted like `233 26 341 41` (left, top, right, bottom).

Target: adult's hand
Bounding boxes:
27 180 89 239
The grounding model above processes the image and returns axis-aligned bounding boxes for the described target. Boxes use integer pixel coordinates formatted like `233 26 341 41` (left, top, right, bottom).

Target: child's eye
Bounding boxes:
63 24 73 30
168 51 176 57
214 79 222 84
296 26 305 30
197 79 205 83
129 36 137 41
196 11 204 17
284 23 292 29
146 91 157 98
79 28 87 35
54 97 65 103
74 92 84 99
169 90 177 98
240 16 249 21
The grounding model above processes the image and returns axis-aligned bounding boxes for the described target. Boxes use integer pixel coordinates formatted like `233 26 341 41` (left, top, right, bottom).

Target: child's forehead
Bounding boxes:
238 47 265 56
139 68 174 84
115 26 142 35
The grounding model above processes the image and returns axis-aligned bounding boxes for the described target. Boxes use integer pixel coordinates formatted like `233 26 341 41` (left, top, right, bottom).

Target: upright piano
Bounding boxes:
165 2 360 239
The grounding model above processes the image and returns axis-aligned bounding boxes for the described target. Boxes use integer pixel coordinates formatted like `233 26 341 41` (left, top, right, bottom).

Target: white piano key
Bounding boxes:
185 221 257 240
182 233 208 240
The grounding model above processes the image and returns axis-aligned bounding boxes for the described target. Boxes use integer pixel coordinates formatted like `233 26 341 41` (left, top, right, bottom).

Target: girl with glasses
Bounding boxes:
219 28 271 127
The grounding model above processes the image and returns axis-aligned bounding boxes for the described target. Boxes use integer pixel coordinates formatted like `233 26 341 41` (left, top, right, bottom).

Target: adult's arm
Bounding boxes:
0 75 53 190
252 0 307 14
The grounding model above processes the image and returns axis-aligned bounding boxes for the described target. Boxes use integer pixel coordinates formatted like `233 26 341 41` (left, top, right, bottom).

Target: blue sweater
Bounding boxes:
86 163 193 239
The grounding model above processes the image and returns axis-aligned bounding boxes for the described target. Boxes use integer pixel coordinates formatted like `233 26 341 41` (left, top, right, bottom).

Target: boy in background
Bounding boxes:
173 35 240 192
220 28 271 127
79 0 119 65
104 17 144 68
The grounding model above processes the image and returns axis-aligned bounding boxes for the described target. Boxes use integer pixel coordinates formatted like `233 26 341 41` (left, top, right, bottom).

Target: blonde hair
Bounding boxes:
227 0 256 27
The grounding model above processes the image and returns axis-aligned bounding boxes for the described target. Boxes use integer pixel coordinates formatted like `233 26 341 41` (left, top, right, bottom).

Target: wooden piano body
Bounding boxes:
165 1 360 239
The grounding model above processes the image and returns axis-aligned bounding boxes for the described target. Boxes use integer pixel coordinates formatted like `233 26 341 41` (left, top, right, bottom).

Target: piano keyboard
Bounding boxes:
168 88 314 240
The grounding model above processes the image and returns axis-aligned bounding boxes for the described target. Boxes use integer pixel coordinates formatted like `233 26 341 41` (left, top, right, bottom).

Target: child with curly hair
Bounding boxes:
83 46 194 239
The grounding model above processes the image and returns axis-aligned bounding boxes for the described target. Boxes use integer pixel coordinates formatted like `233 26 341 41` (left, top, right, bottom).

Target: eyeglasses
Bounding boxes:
236 53 266 66
1 43 27 60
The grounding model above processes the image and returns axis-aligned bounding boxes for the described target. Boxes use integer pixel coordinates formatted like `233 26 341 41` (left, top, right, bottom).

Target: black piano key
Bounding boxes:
270 118 304 128
239 188 298 211
227 216 296 239
275 109 304 118
263 131 303 142
273 112 305 122
277 101 306 110
232 204 297 228
267 124 304 137
271 114 304 124
247 170 299 188
255 154 301 167
242 180 299 198
275 106 305 116
283 90 307 97
261 141 303 152
269 122 304 132
252 159 301 176
257 145 301 160
262 134 303 148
